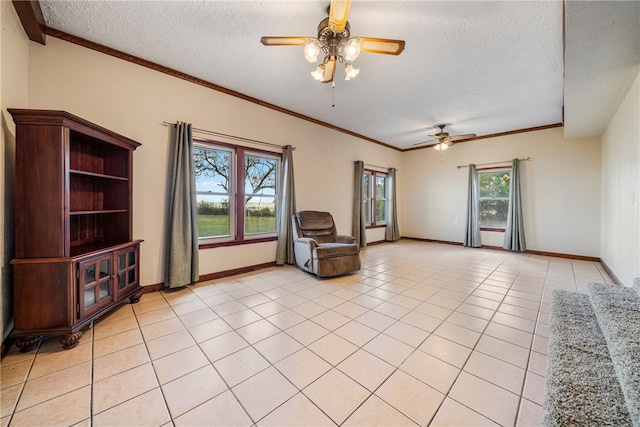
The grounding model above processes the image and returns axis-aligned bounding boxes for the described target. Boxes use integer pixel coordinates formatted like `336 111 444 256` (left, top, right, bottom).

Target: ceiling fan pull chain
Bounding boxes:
332 81 336 107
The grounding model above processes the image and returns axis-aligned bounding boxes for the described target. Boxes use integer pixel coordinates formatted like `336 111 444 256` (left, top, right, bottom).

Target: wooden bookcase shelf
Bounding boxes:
70 210 129 215
9 109 143 351
70 170 129 181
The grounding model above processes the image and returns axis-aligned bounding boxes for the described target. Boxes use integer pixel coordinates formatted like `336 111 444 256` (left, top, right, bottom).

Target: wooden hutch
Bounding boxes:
9 109 143 351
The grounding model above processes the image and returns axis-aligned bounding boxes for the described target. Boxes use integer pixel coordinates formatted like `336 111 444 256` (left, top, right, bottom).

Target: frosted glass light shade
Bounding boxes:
304 39 321 63
345 63 360 80
345 38 361 62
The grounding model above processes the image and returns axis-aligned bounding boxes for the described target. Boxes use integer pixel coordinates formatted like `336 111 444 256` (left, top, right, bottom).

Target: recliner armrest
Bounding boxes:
293 237 317 272
336 235 356 245
295 237 318 249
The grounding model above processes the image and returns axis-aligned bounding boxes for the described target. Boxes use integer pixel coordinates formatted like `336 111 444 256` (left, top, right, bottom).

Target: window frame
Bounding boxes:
194 139 281 248
478 166 511 232
364 169 388 229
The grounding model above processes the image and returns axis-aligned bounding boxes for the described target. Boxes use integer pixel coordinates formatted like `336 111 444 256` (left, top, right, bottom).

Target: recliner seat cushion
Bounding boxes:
314 243 359 260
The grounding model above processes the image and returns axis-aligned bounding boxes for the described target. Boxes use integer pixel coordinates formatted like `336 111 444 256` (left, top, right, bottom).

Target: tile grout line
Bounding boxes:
89 321 95 426
131 295 177 426
513 254 550 426
5 337 42 426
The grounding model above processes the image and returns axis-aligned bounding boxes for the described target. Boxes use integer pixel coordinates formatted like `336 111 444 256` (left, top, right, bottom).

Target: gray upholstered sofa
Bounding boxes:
292 211 361 278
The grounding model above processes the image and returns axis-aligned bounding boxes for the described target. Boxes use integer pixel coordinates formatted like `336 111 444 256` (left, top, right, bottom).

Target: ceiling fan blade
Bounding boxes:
359 37 405 55
448 134 477 141
260 36 310 46
322 58 337 83
329 0 352 33
412 138 438 147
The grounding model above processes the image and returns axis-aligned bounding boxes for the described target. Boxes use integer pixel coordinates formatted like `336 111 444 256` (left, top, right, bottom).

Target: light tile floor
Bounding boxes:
1 241 613 426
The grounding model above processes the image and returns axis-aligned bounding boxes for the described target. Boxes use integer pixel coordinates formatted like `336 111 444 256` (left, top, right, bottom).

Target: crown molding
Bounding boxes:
402 123 564 152
12 0 46 45
45 27 401 152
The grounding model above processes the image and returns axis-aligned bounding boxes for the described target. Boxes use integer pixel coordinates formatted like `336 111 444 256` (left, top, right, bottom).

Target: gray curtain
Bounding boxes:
276 145 296 265
165 122 199 288
352 160 367 248
464 164 482 248
385 167 400 241
504 159 526 251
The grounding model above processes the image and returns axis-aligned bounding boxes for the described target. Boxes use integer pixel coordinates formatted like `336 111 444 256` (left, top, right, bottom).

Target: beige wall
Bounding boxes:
1 1 30 340
401 127 602 257
601 71 640 286
27 37 403 287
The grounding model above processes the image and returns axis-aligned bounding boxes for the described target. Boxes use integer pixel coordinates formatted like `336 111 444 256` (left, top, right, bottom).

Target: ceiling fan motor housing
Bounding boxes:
318 18 350 60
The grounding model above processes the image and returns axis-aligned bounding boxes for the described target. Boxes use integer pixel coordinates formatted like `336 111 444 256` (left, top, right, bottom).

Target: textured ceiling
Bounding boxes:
37 1 635 149
564 0 640 140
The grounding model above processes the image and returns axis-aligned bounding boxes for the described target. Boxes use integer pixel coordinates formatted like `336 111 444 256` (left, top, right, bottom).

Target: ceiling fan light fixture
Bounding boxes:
304 39 322 63
344 63 360 80
434 142 448 151
311 65 325 81
261 0 405 85
344 38 361 62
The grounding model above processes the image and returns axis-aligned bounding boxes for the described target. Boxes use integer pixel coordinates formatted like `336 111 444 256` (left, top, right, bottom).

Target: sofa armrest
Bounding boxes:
336 235 356 245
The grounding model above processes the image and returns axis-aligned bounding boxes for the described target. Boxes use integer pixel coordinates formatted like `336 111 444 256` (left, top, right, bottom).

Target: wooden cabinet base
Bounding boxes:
11 242 143 352
15 336 40 353
59 331 83 350
129 291 142 304
12 286 142 352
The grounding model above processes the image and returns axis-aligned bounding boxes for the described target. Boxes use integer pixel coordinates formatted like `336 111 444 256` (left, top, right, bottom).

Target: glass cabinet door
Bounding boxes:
77 253 113 317
114 244 139 299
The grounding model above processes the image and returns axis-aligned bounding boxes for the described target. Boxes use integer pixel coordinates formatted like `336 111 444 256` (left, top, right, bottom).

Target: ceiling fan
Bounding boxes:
260 0 405 83
413 124 477 150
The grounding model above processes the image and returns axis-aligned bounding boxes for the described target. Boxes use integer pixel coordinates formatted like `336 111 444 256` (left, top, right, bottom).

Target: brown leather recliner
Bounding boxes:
292 211 361 278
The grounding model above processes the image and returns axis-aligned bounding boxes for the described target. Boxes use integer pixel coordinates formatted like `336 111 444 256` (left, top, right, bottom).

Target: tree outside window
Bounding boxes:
478 168 511 229
244 154 277 235
194 146 233 238
194 142 279 242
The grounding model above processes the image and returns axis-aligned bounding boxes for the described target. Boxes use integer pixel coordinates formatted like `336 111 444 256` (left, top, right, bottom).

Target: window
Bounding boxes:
363 170 388 227
194 141 280 244
478 168 511 230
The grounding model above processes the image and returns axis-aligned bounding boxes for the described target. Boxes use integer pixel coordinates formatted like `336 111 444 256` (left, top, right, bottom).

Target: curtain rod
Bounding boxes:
162 122 294 150
456 157 530 169
365 163 398 171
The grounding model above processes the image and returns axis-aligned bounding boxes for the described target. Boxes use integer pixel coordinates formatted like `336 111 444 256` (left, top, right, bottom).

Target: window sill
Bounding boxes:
199 236 277 249
366 224 387 229
480 227 506 232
